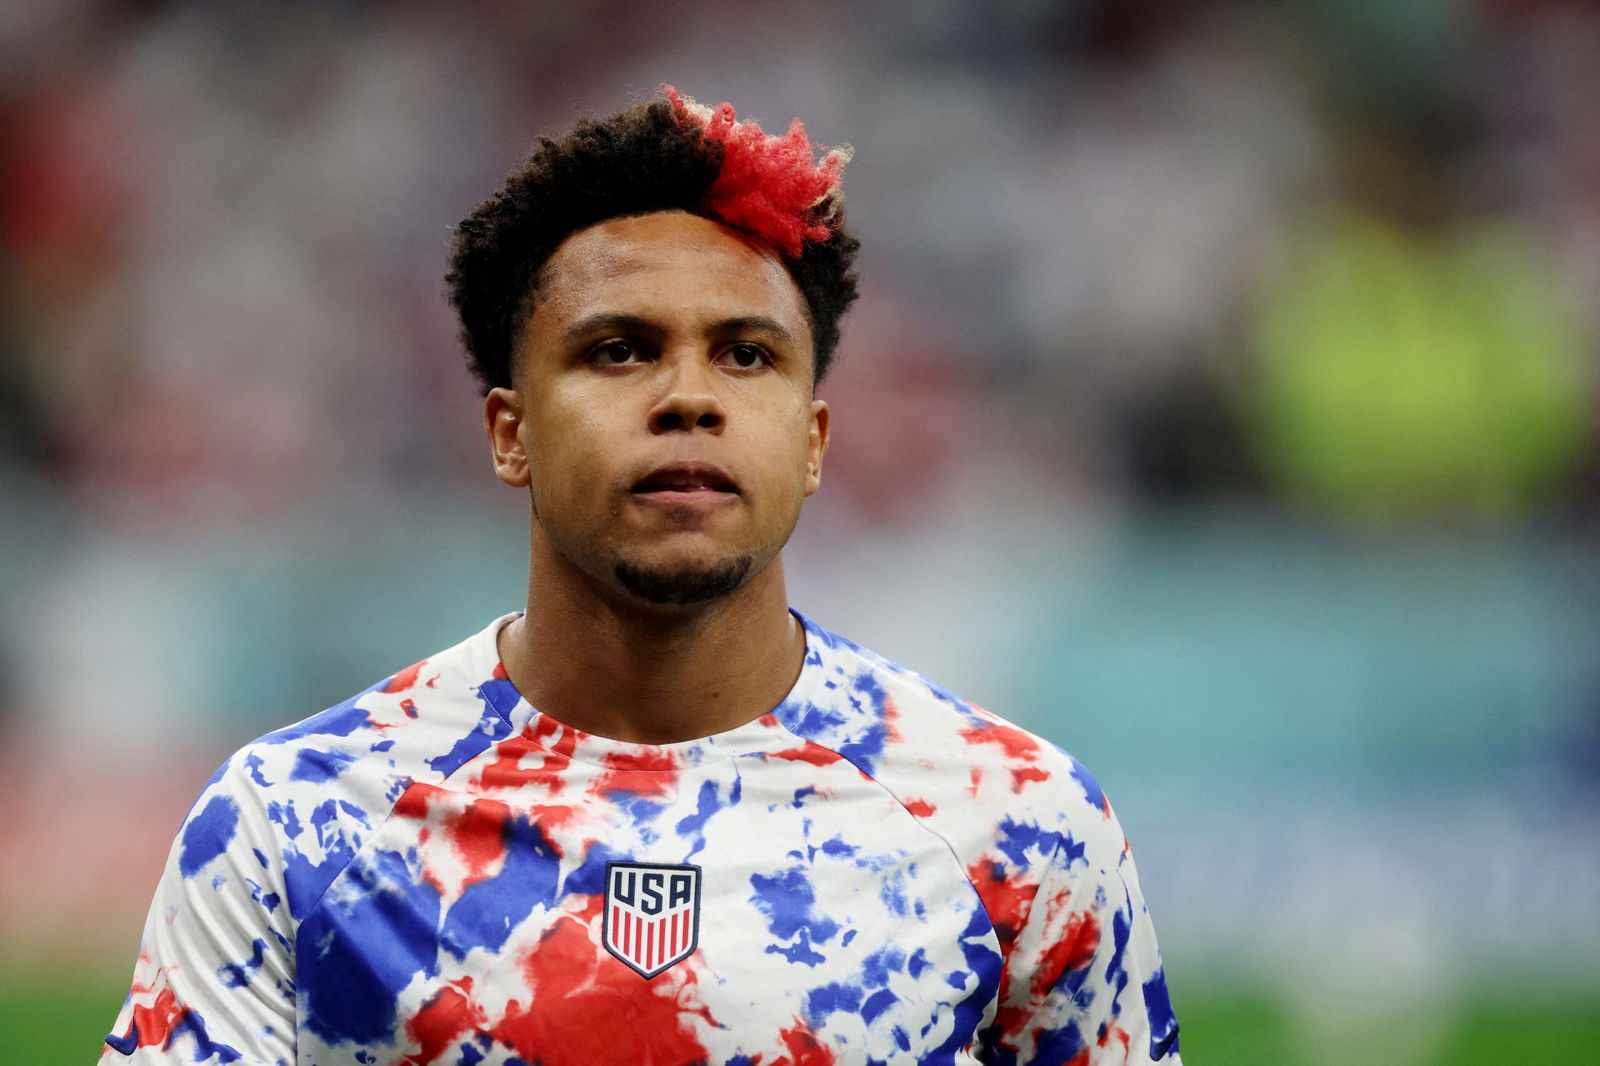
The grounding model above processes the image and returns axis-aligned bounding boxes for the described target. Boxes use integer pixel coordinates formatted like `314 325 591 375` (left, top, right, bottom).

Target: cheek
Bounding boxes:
758 411 819 493
523 396 612 486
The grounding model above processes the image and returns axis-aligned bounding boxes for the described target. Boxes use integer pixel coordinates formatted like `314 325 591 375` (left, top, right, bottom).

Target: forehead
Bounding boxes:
529 211 811 343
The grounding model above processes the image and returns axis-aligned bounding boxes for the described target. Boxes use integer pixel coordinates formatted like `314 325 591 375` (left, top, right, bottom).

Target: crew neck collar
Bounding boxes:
470 609 828 770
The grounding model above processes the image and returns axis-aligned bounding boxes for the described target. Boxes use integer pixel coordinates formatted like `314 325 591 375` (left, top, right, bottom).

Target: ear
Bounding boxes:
804 399 830 496
485 387 530 488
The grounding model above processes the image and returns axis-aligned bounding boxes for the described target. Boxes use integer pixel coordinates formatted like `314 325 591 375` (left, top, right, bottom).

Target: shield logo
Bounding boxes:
602 861 702 978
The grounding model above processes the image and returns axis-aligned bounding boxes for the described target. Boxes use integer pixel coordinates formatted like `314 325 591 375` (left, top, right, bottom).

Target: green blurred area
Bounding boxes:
1245 215 1591 525
10 968 1598 1065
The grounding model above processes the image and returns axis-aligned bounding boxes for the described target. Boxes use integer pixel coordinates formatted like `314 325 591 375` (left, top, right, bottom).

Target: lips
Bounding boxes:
629 461 739 495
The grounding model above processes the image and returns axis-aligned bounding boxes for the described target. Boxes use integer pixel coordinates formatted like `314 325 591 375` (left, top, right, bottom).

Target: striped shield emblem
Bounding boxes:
602 861 702 978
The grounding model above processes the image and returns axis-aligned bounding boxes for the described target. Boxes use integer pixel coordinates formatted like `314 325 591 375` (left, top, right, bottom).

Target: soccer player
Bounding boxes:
102 88 1182 1065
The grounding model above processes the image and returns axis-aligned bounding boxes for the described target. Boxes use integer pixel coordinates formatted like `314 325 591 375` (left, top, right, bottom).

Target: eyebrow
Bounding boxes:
561 312 798 347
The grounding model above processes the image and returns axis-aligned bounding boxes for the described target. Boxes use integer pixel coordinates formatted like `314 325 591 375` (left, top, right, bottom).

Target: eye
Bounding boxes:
590 339 643 366
717 343 771 370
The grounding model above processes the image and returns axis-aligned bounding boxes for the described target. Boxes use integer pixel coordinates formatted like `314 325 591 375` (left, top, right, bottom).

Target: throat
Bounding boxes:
498 591 806 745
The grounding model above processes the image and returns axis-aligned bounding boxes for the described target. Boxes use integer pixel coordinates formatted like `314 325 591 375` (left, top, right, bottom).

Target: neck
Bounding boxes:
497 542 804 745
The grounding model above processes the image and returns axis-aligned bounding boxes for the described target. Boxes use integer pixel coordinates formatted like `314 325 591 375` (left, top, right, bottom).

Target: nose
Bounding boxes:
647 355 726 435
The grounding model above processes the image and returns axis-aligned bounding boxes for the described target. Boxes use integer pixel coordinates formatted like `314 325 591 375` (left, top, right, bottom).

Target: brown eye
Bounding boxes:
592 340 639 365
720 343 769 370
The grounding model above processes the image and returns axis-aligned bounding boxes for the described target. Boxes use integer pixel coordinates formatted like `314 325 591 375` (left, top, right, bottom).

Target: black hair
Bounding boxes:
446 99 860 394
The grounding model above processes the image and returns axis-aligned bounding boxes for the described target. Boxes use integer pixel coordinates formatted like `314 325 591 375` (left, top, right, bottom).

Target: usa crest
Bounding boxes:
602 861 702 978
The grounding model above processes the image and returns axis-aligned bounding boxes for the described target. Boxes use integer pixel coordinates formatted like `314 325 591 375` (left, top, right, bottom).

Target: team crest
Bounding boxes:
602 861 702 978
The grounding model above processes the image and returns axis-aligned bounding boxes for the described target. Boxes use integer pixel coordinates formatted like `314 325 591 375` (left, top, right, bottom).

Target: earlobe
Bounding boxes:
805 400 830 495
485 387 531 488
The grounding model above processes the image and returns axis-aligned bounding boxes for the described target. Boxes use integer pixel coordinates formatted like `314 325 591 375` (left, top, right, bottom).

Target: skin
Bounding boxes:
484 210 831 743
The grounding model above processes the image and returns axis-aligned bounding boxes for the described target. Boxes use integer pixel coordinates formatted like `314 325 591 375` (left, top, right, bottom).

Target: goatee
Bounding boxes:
614 556 755 605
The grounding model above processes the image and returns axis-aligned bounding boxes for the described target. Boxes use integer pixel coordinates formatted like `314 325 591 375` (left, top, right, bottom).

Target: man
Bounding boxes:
103 88 1181 1066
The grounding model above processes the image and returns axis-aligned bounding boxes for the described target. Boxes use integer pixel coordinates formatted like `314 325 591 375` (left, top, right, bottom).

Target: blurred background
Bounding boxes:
1 0 1597 1062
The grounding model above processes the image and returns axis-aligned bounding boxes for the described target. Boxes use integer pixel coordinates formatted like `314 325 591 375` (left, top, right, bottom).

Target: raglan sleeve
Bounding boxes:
991 770 1182 1066
99 749 297 1066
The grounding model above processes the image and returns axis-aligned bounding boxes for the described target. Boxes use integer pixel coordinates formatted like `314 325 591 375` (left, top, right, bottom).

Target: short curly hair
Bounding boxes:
446 91 860 395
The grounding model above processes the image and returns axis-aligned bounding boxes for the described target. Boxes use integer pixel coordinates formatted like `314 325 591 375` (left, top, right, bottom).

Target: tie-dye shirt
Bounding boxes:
103 612 1181 1066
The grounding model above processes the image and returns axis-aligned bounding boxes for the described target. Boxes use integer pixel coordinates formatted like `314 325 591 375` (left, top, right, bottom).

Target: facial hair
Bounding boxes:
613 555 755 605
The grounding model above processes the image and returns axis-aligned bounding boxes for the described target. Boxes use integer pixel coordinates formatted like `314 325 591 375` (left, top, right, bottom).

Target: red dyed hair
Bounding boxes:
663 85 850 259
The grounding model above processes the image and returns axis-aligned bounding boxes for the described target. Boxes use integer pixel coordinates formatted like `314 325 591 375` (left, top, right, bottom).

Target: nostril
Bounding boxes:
649 392 725 433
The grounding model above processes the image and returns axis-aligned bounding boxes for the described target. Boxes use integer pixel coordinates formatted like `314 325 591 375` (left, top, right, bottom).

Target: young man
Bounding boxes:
103 89 1182 1066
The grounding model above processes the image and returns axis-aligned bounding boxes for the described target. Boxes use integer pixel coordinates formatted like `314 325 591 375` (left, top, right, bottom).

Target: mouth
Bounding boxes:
629 462 740 499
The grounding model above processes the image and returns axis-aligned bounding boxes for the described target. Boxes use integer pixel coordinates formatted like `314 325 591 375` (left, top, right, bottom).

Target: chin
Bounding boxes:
612 555 757 606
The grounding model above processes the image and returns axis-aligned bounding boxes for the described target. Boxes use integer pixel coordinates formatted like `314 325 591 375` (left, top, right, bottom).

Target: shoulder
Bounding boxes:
787 614 1124 869
237 613 522 791
183 615 527 920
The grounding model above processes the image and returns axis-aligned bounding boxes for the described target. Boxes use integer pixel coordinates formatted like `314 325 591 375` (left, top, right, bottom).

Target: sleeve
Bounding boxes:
100 753 297 1066
988 796 1182 1066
